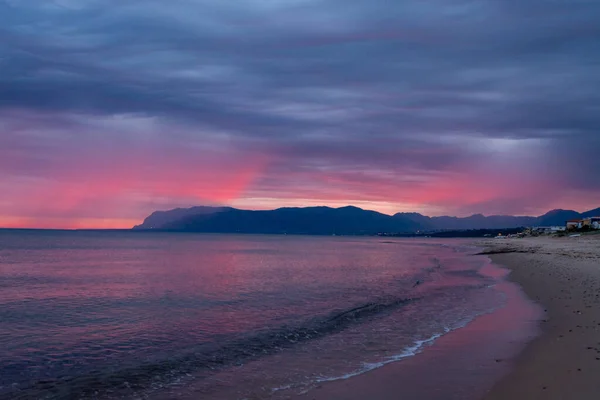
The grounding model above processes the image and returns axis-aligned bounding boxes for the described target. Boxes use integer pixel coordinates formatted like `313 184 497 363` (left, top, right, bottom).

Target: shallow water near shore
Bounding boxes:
0 232 541 399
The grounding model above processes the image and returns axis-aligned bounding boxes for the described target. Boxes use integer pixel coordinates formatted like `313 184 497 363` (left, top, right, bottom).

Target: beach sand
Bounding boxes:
301 235 600 400
483 235 600 400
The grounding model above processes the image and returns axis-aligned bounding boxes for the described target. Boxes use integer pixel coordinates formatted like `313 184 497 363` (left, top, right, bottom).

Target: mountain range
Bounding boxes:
133 206 600 235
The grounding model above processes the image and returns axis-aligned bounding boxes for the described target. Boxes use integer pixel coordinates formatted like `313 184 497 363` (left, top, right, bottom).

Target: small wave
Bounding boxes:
313 290 504 388
326 297 418 324
310 312 490 387
271 383 295 393
11 297 420 399
314 331 444 384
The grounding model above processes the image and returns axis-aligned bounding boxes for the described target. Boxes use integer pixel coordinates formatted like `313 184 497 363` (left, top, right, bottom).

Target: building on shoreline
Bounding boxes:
565 217 600 231
566 220 582 230
534 226 566 234
585 217 600 230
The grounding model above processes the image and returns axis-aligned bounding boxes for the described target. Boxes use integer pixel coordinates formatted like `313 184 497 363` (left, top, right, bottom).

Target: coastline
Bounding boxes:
295 240 544 400
483 235 600 399
8 234 597 399
296 236 600 400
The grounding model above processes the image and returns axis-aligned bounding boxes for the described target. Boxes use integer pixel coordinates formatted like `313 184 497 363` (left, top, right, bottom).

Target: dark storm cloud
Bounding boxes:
1 0 599 219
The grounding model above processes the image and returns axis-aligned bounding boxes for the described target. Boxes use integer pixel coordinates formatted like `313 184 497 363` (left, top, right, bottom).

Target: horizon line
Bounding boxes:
2 204 598 231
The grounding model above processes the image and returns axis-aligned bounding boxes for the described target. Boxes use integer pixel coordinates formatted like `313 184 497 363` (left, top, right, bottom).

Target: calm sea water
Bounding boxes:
0 231 527 399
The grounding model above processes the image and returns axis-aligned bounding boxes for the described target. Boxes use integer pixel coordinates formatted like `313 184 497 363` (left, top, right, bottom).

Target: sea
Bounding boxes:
0 231 542 400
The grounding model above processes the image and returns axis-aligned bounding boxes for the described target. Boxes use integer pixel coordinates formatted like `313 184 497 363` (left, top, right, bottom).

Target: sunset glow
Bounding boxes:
1 1 599 229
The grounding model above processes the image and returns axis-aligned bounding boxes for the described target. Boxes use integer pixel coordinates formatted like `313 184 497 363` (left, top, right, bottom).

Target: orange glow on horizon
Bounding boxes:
2 135 598 229
0 216 140 230
0 144 272 229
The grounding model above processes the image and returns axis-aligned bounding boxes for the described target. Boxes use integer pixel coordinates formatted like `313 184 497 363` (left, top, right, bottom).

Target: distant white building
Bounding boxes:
535 226 566 233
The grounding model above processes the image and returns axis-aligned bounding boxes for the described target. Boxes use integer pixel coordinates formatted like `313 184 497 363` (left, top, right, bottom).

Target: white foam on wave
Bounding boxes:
311 309 496 386
271 383 295 393
314 329 448 384
269 263 508 395
268 321 475 395
269 330 451 395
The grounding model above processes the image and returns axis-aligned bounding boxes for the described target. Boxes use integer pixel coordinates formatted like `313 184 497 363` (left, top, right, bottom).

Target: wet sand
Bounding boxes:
299 247 543 400
300 235 600 400
483 235 600 400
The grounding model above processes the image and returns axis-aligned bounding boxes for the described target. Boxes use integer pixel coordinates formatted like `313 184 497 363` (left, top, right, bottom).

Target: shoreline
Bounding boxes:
482 236 600 399
294 236 600 400
294 241 544 400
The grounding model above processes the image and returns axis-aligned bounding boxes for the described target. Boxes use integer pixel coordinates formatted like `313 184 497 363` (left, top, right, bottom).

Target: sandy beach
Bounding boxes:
300 235 600 400
483 235 600 400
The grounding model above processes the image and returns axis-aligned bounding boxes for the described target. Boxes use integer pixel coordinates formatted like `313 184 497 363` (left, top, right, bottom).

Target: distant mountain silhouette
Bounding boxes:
535 209 582 226
134 206 600 234
394 212 537 230
133 206 232 230
134 206 421 234
581 207 600 218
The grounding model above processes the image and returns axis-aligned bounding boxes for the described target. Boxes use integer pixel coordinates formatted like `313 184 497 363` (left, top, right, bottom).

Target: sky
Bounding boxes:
1 0 599 228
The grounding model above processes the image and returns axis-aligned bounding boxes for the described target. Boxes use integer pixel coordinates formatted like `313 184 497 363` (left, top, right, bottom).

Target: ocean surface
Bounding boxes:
0 231 538 400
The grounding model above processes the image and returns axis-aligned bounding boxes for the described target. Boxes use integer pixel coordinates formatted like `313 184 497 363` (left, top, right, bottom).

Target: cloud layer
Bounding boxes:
1 0 599 227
